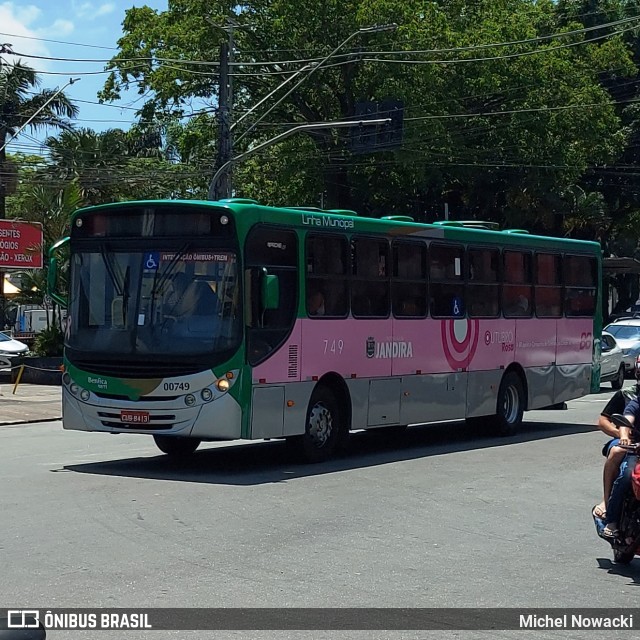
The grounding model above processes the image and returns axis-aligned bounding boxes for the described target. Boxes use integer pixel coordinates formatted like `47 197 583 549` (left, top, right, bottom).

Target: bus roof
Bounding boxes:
71 198 602 254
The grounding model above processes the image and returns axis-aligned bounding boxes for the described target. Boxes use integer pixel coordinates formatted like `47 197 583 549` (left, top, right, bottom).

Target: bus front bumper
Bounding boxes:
62 386 242 440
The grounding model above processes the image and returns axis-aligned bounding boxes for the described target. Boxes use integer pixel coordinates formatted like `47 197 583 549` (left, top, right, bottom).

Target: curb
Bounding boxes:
0 417 62 426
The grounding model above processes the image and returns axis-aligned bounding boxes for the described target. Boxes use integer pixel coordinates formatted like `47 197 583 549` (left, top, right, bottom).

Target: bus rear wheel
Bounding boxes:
153 435 201 458
493 371 525 436
291 385 346 463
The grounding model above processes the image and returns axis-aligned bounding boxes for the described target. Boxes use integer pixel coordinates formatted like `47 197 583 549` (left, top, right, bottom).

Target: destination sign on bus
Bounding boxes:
0 220 43 268
160 252 230 262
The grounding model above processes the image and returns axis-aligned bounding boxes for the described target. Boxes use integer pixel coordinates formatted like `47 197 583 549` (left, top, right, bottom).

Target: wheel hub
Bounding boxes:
308 402 333 447
502 386 519 423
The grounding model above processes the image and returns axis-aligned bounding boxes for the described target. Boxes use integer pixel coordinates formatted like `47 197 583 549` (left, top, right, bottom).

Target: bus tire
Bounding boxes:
292 385 346 463
153 435 201 458
493 371 525 436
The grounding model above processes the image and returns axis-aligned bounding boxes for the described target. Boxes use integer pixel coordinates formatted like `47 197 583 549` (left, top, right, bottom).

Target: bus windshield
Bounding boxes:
67 247 241 358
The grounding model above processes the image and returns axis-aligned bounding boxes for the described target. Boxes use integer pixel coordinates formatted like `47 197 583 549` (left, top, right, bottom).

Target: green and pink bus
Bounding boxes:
48 198 601 461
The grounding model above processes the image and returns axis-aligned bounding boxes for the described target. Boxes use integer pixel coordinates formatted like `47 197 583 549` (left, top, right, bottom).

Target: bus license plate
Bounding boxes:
121 410 150 424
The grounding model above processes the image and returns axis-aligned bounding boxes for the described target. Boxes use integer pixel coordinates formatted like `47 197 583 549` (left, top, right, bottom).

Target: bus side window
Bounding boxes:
429 243 464 318
305 235 349 317
246 226 298 365
534 253 562 317
392 241 427 318
467 248 499 318
351 237 390 318
503 250 533 318
564 255 597 317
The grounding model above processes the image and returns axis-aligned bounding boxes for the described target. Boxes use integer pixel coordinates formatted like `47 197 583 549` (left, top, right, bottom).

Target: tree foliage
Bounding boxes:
97 1 638 227
0 61 77 218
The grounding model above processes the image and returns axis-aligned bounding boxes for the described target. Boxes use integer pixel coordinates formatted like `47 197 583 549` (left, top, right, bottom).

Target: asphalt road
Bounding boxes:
1 383 637 640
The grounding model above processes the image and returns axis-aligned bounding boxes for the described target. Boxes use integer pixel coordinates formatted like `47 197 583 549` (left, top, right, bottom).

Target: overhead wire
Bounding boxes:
15 13 640 65
0 0 627 57
4 13 639 73
3 12 640 189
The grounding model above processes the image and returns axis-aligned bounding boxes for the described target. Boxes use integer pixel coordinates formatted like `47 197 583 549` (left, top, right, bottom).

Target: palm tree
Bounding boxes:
45 125 166 204
0 59 77 326
45 128 130 204
0 60 78 219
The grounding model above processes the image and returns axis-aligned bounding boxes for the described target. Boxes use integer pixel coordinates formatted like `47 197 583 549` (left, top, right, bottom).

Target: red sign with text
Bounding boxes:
0 220 43 269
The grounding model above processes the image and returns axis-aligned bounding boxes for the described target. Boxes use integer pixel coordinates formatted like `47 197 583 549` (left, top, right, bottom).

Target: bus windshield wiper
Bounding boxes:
149 243 191 319
122 266 130 326
100 244 124 296
150 243 191 298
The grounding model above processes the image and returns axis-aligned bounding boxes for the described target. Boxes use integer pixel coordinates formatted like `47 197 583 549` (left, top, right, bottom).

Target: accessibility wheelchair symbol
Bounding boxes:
144 252 160 270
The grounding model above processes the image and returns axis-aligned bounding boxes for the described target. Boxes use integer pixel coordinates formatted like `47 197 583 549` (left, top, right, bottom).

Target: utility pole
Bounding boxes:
0 45 6 327
211 21 234 201
208 23 397 201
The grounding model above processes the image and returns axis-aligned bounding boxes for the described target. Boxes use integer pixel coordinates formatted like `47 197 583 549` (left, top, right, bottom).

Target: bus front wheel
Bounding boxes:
291 385 346 463
153 435 201 458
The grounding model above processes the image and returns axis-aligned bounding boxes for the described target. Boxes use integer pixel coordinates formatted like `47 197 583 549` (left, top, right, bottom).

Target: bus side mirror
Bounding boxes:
47 236 70 309
262 273 279 310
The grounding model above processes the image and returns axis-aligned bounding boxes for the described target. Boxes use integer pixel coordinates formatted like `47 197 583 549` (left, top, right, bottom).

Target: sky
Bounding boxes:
0 0 168 155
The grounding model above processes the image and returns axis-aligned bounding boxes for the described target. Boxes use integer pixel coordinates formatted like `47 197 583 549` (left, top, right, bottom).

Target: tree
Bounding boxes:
0 61 77 218
43 125 204 204
99 0 635 222
8 181 84 331
0 60 77 326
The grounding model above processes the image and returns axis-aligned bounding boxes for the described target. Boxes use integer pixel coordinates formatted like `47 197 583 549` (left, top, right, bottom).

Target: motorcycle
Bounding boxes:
593 414 640 564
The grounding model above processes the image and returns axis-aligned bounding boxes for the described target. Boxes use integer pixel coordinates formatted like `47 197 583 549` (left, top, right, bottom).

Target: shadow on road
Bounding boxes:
63 417 595 486
596 557 640 585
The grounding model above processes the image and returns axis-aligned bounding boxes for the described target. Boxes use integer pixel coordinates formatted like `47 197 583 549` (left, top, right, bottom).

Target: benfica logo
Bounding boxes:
366 336 376 358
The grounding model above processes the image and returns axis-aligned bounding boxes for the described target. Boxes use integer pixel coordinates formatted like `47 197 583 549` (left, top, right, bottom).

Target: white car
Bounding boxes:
600 331 626 389
0 332 29 370
604 318 640 373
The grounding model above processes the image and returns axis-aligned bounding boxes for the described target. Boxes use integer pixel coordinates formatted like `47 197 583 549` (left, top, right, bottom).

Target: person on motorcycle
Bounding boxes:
593 359 640 522
600 364 640 539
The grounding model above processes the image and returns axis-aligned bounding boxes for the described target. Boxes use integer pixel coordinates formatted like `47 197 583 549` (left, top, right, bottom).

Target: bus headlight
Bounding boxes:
80 389 90 401
70 383 80 396
184 394 196 406
216 378 230 393
62 372 71 386
201 388 213 402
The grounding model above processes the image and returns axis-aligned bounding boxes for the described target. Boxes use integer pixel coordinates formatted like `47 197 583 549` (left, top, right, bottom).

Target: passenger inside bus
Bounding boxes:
163 271 189 312
505 293 531 316
307 288 326 316
181 280 220 316
163 279 221 338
